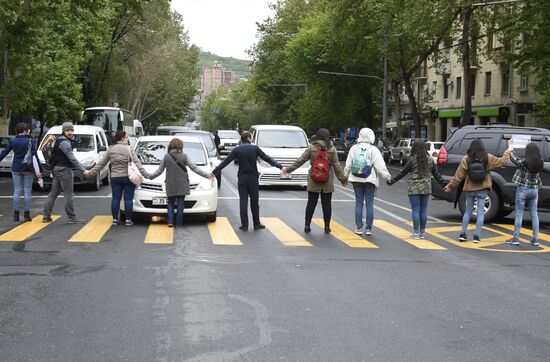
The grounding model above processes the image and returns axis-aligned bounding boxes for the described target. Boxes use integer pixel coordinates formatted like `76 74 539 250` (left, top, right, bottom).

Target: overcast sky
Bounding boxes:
171 0 273 60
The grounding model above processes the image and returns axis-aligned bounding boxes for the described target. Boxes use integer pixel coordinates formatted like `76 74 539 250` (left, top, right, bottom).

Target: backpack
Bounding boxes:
351 144 373 178
468 159 487 183
43 138 62 167
311 146 331 183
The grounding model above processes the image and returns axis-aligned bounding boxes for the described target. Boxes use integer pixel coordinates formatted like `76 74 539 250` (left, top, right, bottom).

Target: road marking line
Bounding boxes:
374 220 447 250
313 218 378 248
144 223 174 244
222 177 240 198
207 217 242 245
68 216 112 243
262 217 312 247
495 224 550 242
0 215 61 242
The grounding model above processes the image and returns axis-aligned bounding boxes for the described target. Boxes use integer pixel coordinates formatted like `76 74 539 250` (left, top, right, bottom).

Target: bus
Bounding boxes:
82 107 144 137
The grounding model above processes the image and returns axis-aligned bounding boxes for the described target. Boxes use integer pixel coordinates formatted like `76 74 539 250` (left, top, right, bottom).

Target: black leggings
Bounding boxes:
305 191 332 226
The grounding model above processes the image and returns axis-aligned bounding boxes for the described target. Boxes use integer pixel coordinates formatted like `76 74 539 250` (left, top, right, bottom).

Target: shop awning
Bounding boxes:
438 110 462 118
476 108 499 117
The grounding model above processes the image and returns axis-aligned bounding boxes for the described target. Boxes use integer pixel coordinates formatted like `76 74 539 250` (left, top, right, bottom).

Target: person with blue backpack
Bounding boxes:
343 127 391 236
387 140 446 239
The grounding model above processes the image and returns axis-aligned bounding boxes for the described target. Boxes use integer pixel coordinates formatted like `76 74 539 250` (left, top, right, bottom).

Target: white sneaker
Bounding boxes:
419 232 426 239
354 228 363 235
365 229 372 236
411 233 420 240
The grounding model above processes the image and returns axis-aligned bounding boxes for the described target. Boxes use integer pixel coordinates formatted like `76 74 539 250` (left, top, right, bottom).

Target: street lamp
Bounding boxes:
318 69 388 141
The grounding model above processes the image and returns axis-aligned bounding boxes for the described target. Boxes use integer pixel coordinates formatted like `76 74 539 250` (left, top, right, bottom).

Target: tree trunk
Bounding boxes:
460 6 475 127
402 76 420 138
391 79 403 140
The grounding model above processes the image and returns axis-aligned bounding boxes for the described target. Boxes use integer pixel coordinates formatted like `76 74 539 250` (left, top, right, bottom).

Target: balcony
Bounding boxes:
434 62 451 75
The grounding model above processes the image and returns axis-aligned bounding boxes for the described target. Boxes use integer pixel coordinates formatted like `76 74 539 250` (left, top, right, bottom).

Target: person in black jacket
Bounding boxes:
211 131 283 231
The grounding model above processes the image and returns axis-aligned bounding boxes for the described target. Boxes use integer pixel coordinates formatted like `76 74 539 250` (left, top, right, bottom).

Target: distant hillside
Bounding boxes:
198 51 251 81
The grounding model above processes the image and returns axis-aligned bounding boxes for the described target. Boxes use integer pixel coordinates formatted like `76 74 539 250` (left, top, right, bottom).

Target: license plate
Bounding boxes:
280 173 292 180
152 197 168 205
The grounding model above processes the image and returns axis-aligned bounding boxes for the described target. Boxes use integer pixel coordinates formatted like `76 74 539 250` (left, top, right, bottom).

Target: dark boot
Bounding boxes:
324 220 331 234
24 211 32 222
13 211 20 222
304 217 311 233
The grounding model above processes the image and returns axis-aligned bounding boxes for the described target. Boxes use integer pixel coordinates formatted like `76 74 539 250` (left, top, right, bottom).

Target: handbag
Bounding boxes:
127 146 144 185
22 138 34 170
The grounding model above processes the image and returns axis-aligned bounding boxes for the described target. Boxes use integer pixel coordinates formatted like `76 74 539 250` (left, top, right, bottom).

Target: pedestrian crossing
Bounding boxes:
0 215 549 252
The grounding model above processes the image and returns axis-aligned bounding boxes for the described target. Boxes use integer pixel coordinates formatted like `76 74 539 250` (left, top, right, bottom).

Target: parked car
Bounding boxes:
0 136 13 174
375 137 392 163
37 125 110 190
128 135 218 222
331 137 351 160
172 130 222 188
217 130 241 157
249 124 310 187
128 136 138 148
427 141 444 163
389 138 428 166
432 124 550 222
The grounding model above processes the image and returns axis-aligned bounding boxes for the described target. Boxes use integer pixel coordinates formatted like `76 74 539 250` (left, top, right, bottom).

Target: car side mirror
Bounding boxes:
98 145 107 152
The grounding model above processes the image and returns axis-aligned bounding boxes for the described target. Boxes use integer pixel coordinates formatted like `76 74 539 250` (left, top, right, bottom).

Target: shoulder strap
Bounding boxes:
169 152 187 173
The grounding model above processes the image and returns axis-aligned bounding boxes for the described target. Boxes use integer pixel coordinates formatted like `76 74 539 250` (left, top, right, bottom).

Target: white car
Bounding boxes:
249 125 310 187
127 136 218 222
0 136 13 174
38 125 110 190
217 130 241 156
427 141 444 163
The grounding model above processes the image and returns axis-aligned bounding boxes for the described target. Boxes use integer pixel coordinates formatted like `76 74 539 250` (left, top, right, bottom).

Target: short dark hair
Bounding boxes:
115 131 127 142
15 122 29 134
241 131 252 143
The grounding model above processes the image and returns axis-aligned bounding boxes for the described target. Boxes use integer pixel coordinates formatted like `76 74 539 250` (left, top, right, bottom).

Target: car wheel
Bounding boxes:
205 211 217 223
399 154 405 166
102 173 110 185
458 189 501 223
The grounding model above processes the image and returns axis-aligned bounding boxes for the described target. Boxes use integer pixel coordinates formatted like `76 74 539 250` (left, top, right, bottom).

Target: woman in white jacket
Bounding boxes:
344 128 391 235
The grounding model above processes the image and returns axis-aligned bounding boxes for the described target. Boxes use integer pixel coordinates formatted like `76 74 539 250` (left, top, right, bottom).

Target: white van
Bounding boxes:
249 125 310 187
38 125 110 190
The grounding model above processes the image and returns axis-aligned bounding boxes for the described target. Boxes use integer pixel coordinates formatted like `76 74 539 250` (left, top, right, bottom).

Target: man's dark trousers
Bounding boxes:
238 175 260 227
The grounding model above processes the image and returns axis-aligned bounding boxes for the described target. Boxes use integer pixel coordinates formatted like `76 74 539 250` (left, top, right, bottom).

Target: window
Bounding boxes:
470 74 476 97
443 75 450 99
456 77 462 99
501 70 510 95
517 115 525 127
484 72 492 95
519 75 528 91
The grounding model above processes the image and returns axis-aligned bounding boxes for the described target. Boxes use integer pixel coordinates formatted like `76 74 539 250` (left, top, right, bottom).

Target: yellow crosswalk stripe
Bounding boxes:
68 216 112 243
262 217 312 246
207 217 242 245
495 224 550 242
144 223 174 244
313 218 378 248
0 215 61 242
374 220 447 250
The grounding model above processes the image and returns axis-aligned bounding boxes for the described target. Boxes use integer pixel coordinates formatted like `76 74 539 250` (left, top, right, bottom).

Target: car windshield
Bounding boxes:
135 141 207 166
218 131 240 139
83 109 121 132
434 143 443 150
42 134 95 152
256 130 308 148
173 132 215 152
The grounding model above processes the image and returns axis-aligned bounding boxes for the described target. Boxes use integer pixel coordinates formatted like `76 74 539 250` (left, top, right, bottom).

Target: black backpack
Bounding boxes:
43 138 62 167
468 159 487 183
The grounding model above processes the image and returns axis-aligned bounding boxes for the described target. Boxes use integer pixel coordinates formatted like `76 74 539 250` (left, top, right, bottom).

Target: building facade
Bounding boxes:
200 63 236 102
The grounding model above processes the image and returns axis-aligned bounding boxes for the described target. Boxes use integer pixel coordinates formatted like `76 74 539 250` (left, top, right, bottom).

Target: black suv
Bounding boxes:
432 125 550 222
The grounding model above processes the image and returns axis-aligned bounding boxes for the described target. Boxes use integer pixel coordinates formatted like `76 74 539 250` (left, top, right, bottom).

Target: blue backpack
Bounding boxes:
351 144 373 178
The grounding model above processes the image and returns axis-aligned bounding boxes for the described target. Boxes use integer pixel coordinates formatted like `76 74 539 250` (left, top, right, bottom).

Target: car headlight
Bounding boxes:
258 159 271 168
195 178 214 192
80 157 96 168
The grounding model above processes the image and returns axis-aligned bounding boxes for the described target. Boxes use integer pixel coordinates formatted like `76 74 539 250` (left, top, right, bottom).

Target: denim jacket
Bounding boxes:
0 134 43 173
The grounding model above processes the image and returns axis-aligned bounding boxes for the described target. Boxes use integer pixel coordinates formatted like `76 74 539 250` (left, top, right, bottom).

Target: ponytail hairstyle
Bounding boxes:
523 142 544 174
467 138 488 169
315 128 332 149
410 139 429 174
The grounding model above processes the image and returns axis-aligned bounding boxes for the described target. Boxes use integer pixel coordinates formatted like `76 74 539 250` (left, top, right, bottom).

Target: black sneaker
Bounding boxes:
238 225 248 231
458 233 467 242
253 223 266 230
473 235 480 243
42 216 53 223
531 239 540 246
304 225 311 233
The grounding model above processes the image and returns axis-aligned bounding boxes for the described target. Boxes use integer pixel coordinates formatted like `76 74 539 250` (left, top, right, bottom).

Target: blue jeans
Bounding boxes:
461 189 488 236
409 194 430 233
12 172 34 212
111 177 136 221
513 186 539 240
167 196 185 226
352 182 376 230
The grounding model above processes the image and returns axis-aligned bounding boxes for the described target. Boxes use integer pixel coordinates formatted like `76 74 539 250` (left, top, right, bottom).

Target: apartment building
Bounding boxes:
200 63 236 102
390 33 539 142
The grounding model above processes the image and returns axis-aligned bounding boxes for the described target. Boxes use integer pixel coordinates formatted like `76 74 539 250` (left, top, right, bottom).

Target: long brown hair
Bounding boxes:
524 143 543 173
467 138 489 168
410 139 429 174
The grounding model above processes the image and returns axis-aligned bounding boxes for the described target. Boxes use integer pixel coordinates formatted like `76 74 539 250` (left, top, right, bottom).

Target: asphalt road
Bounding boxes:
1 163 549 362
